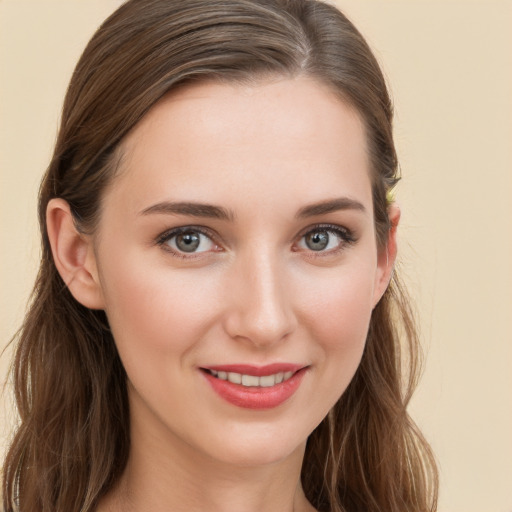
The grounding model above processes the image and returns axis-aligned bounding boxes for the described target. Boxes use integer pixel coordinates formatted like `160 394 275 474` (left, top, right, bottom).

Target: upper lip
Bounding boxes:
201 363 306 377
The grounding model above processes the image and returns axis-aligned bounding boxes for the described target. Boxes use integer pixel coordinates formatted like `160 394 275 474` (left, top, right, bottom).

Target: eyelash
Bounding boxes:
155 223 356 259
295 223 356 258
155 226 220 260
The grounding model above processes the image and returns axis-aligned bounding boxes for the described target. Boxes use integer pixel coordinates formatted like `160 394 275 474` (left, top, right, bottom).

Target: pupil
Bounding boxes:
306 231 329 251
176 232 200 252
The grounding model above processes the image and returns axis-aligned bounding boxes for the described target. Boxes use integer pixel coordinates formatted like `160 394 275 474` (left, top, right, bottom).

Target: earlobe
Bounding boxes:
373 204 400 307
46 198 105 309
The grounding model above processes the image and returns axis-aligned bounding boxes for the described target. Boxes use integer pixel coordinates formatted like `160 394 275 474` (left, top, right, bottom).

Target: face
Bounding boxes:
91 77 391 468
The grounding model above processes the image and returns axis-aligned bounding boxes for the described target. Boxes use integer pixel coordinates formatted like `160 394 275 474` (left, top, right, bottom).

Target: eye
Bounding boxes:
157 227 219 256
296 225 355 254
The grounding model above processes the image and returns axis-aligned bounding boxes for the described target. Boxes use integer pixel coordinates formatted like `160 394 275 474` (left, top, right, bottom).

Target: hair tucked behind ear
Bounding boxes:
2 1 437 511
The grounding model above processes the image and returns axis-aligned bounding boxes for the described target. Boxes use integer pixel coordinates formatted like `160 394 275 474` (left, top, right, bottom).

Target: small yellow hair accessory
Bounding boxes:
386 187 396 204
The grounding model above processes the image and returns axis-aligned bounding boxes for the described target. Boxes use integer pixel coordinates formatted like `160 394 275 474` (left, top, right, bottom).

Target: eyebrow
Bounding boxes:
296 197 366 218
140 196 365 222
140 201 235 221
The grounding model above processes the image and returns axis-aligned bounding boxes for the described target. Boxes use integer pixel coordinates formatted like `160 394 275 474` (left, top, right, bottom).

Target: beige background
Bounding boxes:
1 1 511 510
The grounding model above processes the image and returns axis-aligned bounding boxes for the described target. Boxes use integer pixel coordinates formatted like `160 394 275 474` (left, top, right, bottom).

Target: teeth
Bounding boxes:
209 369 296 387
242 374 260 387
227 372 242 384
259 375 276 387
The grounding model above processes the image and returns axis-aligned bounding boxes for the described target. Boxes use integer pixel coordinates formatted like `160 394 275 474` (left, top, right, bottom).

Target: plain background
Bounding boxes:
1 1 511 510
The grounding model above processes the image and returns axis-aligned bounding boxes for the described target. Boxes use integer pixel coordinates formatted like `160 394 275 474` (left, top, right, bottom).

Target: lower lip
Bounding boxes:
202 368 307 410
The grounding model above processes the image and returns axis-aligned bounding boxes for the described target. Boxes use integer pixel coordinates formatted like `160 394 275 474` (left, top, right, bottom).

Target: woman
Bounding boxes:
2 0 438 511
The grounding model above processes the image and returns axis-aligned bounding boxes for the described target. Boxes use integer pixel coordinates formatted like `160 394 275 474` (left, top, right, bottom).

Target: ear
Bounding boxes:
46 198 105 309
372 204 400 307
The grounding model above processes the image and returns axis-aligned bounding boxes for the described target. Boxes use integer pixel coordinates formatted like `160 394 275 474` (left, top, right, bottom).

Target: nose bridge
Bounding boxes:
224 244 296 346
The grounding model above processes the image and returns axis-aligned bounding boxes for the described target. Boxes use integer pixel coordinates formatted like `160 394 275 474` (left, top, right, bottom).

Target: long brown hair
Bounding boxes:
2 1 438 510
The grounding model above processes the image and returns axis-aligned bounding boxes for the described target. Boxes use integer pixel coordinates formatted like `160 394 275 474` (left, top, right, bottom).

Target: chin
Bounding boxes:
213 443 305 469
196 421 310 469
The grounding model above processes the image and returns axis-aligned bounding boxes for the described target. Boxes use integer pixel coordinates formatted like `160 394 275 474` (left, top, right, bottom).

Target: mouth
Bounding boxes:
202 368 297 388
200 364 308 409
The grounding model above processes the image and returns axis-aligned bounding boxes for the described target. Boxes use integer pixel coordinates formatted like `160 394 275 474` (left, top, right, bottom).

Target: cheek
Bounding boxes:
296 261 376 393
299 260 376 345
97 252 224 366
315 292 372 384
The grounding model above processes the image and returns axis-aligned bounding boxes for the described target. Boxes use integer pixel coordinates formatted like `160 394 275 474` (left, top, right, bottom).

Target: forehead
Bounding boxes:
107 77 372 216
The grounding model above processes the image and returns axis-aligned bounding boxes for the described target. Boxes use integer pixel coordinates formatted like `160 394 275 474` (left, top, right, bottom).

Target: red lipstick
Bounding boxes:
200 363 307 410
205 363 302 376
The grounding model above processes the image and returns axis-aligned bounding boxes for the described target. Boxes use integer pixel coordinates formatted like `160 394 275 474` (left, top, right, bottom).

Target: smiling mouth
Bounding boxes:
200 364 307 409
203 369 296 388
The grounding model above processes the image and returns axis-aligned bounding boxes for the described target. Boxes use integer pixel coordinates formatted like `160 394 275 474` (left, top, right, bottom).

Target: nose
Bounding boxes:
223 249 297 348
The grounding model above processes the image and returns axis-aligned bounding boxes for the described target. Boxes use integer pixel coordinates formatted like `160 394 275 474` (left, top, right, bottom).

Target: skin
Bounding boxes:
47 77 398 512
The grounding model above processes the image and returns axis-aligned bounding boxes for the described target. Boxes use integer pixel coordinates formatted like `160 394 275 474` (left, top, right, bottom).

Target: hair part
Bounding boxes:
3 1 437 511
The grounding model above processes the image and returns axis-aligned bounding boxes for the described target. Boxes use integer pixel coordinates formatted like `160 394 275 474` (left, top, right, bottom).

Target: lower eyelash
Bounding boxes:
154 224 356 259
155 226 218 259
298 224 357 256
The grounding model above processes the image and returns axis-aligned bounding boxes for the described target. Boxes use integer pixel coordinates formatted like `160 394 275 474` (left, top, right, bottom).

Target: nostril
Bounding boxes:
222 263 297 345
